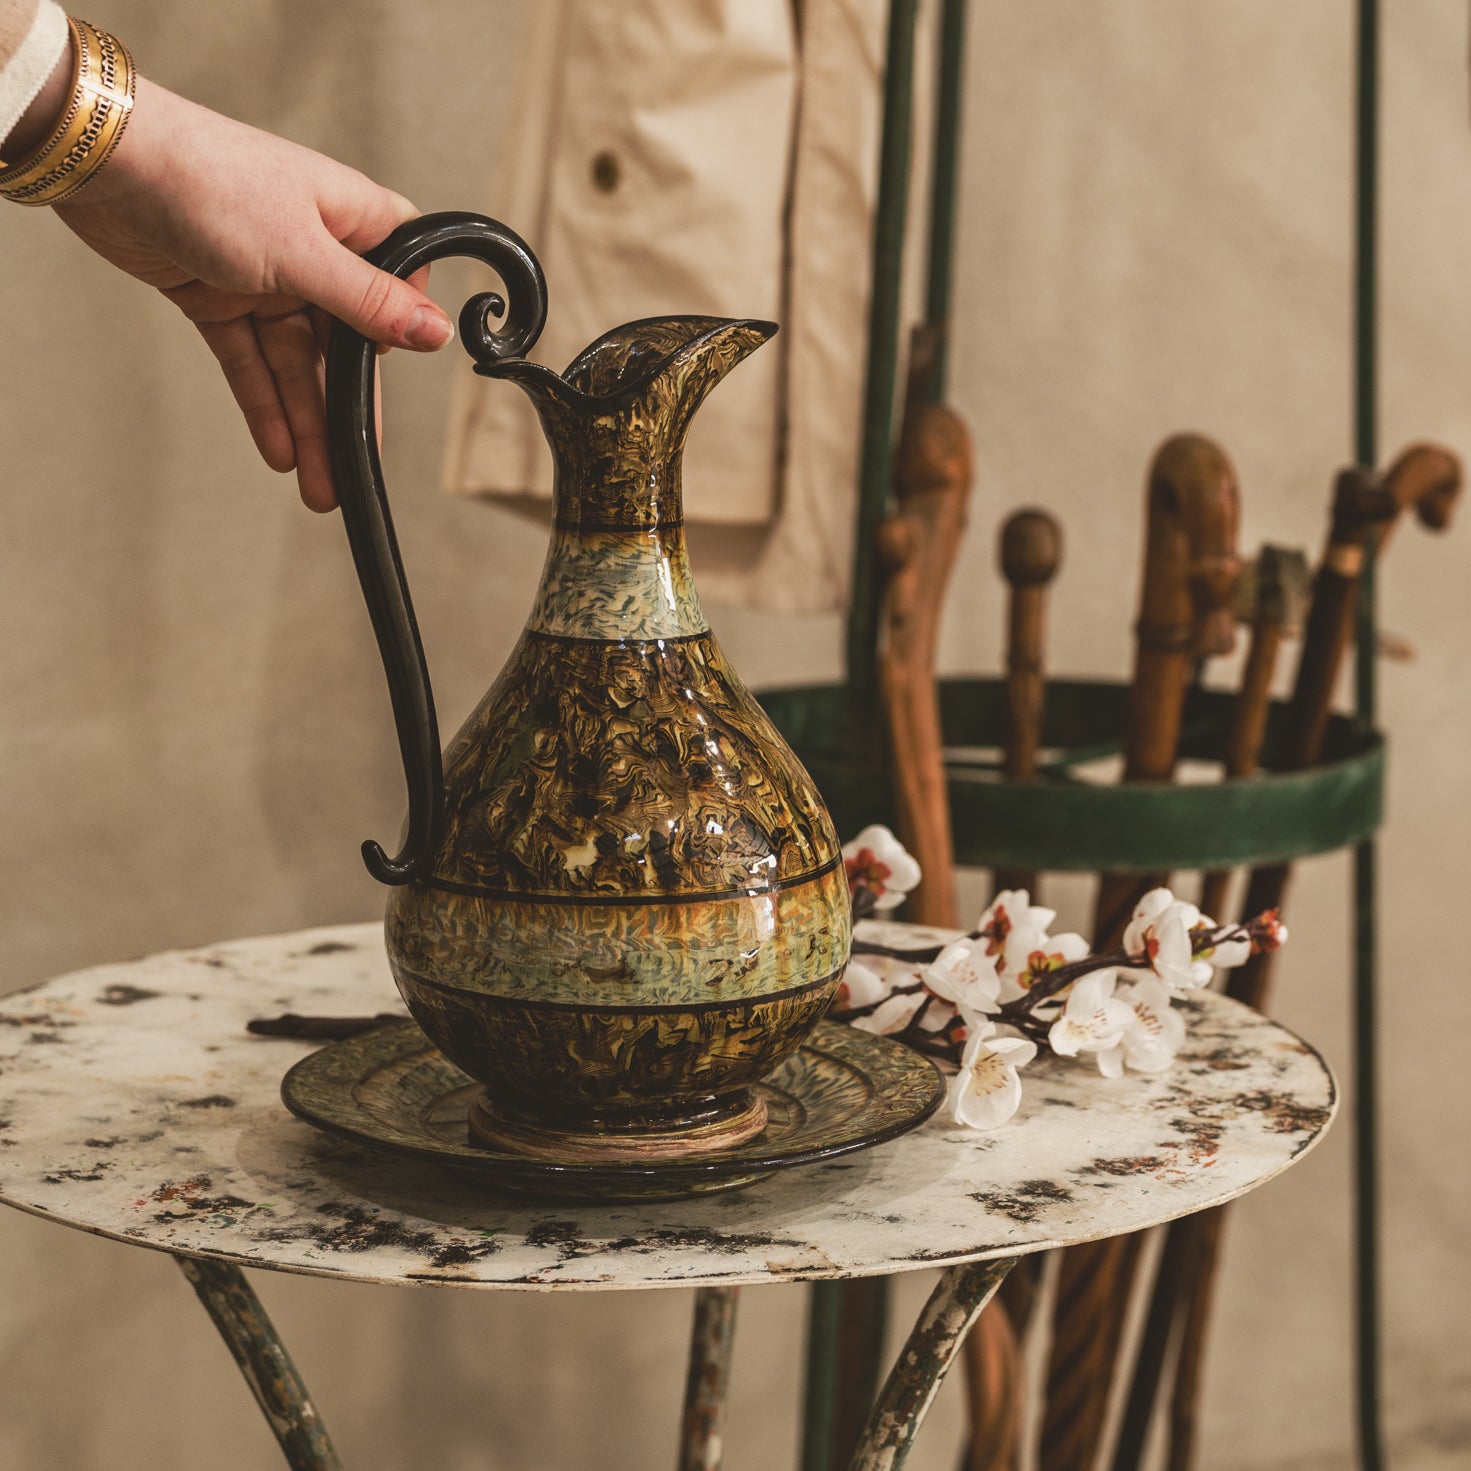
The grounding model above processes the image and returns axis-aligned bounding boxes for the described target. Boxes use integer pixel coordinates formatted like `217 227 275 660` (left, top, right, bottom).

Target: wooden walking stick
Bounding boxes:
1037 435 1242 1471
1113 444 1461 1471
987 508 1064 1380
1090 436 1243 949
1110 543 1309 1471
1196 546 1313 924
1231 443 1459 1014
1224 469 1390 992
1107 549 1308 1471
875 363 1025 1471
875 383 972 931
991 508 1063 900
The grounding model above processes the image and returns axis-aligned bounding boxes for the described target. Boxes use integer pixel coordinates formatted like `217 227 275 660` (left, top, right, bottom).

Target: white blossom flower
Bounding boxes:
851 988 926 1035
923 937 1002 1024
1002 928 1090 999
834 959 890 1011
1047 970 1134 1062
976 889 1057 960
1121 889 1212 993
1096 977 1187 1076
914 998 955 1033
842 825 922 912
949 1022 1038 1129
853 919 956 953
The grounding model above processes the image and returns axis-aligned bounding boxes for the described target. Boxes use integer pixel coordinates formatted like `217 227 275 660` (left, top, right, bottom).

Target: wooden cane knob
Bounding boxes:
1138 434 1242 661
999 508 1063 588
1325 467 1396 566
998 509 1060 786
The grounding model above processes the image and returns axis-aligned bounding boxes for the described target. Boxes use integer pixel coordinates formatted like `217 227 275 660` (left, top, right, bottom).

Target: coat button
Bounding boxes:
591 150 621 194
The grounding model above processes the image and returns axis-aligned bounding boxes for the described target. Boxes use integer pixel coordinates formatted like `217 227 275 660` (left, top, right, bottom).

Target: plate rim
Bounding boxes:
281 1018 946 1186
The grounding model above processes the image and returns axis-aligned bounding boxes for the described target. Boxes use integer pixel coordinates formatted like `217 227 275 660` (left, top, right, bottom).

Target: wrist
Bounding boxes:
61 74 161 198
0 15 136 206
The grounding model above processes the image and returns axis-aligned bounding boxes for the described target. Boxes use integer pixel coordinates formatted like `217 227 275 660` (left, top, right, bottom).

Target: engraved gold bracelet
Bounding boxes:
0 16 135 206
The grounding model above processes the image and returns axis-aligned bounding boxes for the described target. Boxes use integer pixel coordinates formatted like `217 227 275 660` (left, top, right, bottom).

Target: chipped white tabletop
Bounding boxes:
0 923 1335 1292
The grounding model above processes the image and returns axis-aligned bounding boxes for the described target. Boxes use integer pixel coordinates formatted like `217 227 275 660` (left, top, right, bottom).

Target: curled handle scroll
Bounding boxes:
325 212 548 884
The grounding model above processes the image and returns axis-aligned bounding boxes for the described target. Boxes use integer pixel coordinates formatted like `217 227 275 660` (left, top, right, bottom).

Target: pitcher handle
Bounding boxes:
325 212 547 885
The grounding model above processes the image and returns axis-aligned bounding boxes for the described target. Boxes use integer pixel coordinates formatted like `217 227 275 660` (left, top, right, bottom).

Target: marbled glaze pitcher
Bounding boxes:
325 213 850 1163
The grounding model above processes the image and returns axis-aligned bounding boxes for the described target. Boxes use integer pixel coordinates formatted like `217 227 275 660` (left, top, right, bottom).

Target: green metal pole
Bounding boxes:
922 0 969 404
843 0 922 712
801 1280 844 1471
1352 2 1384 1469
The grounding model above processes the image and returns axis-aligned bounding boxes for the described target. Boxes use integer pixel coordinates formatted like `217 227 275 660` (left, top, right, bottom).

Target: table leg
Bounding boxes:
849 1257 1016 1471
678 1284 740 1471
176 1255 343 1471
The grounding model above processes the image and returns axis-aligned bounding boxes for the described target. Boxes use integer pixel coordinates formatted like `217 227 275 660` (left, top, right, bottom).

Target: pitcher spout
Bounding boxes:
478 316 777 529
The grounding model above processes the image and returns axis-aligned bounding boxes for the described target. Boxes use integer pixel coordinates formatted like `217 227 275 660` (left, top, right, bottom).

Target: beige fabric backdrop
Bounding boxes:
0 3 1468 1468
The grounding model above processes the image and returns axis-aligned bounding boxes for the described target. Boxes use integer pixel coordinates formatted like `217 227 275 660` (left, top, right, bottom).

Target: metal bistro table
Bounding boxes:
0 923 1335 1471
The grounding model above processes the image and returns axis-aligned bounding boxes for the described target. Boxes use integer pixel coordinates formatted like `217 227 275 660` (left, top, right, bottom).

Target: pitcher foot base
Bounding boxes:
467 1090 769 1163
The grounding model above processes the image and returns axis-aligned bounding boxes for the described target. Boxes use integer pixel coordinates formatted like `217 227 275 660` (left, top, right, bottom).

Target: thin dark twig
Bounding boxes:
850 930 982 962
834 978 927 1021
900 1035 964 1062
996 948 1132 1020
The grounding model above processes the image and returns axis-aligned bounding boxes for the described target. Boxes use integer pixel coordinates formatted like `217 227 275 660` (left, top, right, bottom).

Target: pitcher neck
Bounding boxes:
551 447 685 532
525 507 708 644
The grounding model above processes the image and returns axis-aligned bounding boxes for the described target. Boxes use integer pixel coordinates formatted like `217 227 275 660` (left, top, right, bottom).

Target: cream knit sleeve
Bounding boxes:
0 0 68 148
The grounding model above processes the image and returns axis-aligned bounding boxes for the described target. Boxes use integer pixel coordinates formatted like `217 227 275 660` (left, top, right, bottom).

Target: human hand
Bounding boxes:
53 78 452 512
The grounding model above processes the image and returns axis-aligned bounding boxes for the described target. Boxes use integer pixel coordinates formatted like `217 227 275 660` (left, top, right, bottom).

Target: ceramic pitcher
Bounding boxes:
324 213 851 1163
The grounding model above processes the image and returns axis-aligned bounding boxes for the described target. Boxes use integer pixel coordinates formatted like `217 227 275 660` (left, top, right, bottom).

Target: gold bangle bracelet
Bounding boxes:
0 16 135 207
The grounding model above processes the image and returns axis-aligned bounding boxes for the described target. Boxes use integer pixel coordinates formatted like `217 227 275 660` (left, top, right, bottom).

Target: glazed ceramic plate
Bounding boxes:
281 1018 945 1201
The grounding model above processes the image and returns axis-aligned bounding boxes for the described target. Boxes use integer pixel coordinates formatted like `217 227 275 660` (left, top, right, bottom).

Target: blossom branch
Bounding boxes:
834 912 1288 1066
998 913 1283 1019
849 914 1283 1019
832 826 1290 1131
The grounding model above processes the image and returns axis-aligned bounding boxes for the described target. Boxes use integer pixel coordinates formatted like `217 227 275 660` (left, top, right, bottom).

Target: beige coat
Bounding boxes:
442 0 919 614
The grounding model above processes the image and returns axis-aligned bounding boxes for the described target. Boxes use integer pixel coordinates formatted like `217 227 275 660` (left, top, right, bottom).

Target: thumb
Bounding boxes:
293 235 454 352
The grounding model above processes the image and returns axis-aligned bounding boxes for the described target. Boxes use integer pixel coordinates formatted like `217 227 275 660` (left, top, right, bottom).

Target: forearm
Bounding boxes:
3 9 451 511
